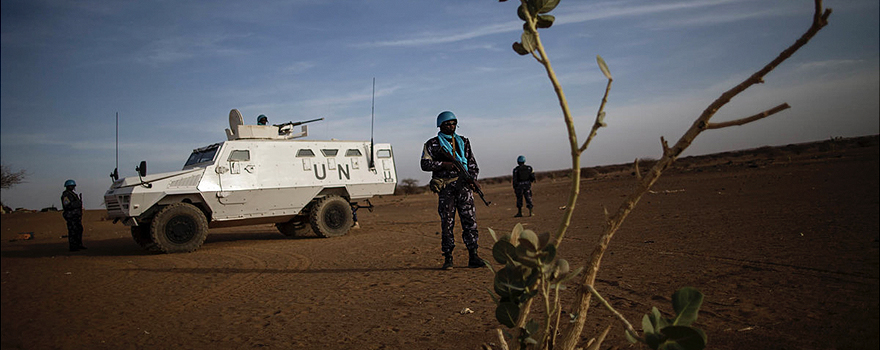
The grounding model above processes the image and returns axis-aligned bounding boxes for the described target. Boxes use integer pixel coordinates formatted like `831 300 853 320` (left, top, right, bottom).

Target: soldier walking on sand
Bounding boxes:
512 155 535 217
420 111 486 270
61 179 87 252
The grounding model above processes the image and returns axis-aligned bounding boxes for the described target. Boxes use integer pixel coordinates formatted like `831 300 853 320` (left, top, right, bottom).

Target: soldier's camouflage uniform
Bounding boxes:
512 164 535 211
420 135 480 255
61 189 84 250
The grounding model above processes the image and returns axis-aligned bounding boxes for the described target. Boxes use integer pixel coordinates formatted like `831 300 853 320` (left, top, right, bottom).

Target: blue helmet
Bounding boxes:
64 179 76 187
257 114 268 125
517 155 526 163
436 111 457 127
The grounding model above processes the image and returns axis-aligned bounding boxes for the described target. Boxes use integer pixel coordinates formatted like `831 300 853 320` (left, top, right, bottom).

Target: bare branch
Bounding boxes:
586 285 642 343
706 103 791 129
495 328 510 350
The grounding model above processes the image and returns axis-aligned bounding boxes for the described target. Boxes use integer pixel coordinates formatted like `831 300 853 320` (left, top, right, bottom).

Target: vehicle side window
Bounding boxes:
345 149 362 157
377 149 392 158
227 150 250 162
321 149 339 157
297 149 315 157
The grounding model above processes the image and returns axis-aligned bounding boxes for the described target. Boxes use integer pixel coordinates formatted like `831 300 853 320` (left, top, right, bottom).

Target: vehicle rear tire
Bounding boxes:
131 225 159 252
276 217 312 237
310 195 353 238
151 203 209 253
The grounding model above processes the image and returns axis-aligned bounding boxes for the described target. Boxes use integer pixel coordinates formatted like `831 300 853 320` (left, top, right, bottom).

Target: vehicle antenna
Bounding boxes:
369 77 376 169
111 112 119 181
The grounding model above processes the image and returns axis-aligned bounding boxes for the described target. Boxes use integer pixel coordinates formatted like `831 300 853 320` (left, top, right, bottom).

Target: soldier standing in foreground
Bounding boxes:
61 179 87 252
512 155 536 217
420 111 486 270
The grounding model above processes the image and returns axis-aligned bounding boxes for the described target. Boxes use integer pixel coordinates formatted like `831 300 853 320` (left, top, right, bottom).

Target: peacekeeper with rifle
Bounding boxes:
420 111 487 270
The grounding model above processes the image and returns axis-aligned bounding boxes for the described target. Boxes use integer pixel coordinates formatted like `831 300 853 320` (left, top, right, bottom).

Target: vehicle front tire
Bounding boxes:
310 195 353 238
151 203 209 253
276 217 312 237
131 225 159 252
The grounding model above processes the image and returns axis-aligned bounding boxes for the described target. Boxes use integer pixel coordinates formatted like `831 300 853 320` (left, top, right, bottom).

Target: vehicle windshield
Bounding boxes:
184 143 221 168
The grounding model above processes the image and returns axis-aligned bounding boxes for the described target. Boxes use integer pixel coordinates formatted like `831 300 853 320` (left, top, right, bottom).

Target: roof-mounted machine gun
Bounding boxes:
274 117 324 138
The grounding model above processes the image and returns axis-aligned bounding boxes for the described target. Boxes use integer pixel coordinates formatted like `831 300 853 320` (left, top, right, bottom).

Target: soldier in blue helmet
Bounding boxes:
420 111 486 270
512 155 536 217
61 179 87 251
257 115 269 125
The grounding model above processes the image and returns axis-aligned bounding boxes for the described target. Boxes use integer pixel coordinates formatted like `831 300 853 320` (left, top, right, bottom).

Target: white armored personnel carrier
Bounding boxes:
104 109 397 253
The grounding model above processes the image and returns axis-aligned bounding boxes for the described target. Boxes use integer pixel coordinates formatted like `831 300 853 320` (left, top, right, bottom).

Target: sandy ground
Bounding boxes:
2 137 878 350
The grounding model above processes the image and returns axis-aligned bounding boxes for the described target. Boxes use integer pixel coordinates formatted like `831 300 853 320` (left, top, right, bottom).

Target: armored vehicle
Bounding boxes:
104 109 397 253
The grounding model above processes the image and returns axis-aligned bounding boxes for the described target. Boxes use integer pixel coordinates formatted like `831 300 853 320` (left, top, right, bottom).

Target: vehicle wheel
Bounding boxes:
151 203 209 253
131 225 159 252
276 217 312 237
310 195 353 238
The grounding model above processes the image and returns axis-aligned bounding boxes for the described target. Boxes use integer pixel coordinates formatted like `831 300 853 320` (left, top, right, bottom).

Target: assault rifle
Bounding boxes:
439 148 491 206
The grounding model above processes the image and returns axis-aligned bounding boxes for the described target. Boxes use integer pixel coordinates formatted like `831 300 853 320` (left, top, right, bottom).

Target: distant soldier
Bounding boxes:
61 179 87 251
512 155 535 217
421 111 486 270
257 114 269 125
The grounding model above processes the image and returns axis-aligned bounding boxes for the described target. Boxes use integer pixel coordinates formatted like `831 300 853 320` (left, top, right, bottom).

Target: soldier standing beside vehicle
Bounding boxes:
512 155 535 217
61 179 87 252
420 111 486 270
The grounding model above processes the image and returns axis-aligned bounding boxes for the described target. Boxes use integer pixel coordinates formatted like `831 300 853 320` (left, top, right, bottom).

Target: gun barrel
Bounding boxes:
290 117 324 126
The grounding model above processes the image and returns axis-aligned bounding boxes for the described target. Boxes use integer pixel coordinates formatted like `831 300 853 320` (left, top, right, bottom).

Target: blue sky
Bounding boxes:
2 0 878 210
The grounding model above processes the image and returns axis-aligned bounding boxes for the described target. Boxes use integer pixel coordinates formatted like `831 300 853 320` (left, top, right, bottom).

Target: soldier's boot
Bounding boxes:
514 208 523 217
528 207 533 217
441 254 454 270
468 249 486 268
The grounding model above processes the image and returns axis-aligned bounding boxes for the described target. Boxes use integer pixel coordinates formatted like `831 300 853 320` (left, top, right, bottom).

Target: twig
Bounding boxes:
585 285 642 342
706 103 790 129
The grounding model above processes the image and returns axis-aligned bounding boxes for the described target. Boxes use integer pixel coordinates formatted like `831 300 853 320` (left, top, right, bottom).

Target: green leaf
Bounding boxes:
496 302 520 328
493 240 518 264
488 227 498 242
536 0 560 13
518 229 539 250
517 4 528 21
536 231 551 250
511 223 524 243
521 31 537 53
525 319 540 335
536 14 555 28
660 326 707 350
543 242 556 261
597 55 612 80
625 329 640 344
494 266 527 298
556 265 584 284
648 307 670 331
555 258 570 276
642 313 655 335
512 42 530 55
671 287 703 326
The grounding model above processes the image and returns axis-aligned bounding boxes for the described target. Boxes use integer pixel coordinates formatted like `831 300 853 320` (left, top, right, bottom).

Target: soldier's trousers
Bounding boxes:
66 217 84 249
437 181 479 255
514 183 533 209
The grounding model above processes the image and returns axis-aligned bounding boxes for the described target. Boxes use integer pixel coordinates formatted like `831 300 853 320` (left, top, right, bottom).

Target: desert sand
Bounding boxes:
2 136 878 350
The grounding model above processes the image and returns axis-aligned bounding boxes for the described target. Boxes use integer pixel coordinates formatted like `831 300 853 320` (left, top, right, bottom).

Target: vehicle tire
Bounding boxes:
276 217 312 237
131 225 159 252
150 203 209 253
310 195 353 238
